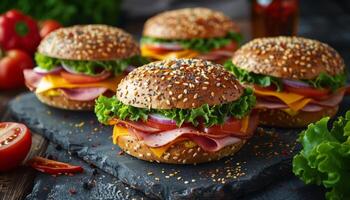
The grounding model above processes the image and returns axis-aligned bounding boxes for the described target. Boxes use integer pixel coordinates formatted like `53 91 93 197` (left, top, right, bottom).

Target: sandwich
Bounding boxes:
95 59 258 164
141 7 242 64
24 25 147 110
225 36 346 127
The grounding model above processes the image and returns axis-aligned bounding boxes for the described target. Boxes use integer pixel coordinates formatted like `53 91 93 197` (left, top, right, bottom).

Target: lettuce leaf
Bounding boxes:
35 53 149 75
224 60 283 91
292 111 350 200
95 88 256 127
140 32 242 53
224 61 346 92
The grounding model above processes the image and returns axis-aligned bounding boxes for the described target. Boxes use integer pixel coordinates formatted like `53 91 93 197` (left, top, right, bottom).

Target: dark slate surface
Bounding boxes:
25 143 325 200
25 143 149 200
8 93 310 200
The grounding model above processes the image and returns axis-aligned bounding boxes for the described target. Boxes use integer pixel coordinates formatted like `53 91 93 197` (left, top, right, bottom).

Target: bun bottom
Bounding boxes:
36 93 95 111
116 135 246 164
258 106 339 128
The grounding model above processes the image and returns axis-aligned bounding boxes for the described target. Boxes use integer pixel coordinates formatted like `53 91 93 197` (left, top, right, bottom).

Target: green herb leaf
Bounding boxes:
292 111 350 200
35 53 149 75
141 32 242 53
95 88 256 127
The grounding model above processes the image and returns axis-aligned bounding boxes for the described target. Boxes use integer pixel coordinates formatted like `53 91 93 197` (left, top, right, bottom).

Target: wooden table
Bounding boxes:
0 91 48 200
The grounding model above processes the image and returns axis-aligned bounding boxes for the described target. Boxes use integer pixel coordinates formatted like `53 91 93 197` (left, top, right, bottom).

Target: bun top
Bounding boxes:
116 59 244 109
232 36 345 80
38 25 140 61
143 7 239 40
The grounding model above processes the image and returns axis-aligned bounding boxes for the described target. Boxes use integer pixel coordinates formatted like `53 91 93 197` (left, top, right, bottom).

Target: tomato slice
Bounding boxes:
254 84 277 91
0 122 32 172
60 71 111 84
202 117 242 135
284 84 330 99
145 118 178 131
28 156 83 175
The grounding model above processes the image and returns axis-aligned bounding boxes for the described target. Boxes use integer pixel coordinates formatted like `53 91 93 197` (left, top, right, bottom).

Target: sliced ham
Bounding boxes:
311 89 345 107
23 69 44 91
113 119 161 133
255 99 288 109
59 87 107 101
129 127 242 152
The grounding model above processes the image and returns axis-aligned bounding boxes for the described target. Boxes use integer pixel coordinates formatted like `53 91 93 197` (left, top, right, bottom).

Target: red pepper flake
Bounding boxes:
27 156 83 175
281 149 289 156
68 188 77 195
118 151 124 155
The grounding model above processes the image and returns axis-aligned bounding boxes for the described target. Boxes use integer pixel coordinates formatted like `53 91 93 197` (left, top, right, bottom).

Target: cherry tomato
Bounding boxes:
0 49 34 90
0 122 32 172
202 117 242 135
40 19 62 38
284 84 330 99
60 71 111 84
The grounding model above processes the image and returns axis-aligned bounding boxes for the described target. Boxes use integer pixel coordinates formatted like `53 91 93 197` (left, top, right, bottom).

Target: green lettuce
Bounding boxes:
95 88 256 127
140 32 242 53
224 61 346 92
293 111 350 200
35 53 149 75
224 60 283 91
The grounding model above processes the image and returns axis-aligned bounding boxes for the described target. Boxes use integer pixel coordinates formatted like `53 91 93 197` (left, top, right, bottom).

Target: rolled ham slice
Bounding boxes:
59 87 107 101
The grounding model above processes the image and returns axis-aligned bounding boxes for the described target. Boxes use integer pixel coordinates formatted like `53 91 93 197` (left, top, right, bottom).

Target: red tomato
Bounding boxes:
144 45 175 54
202 117 242 135
0 122 32 172
0 49 34 90
284 84 330 99
60 71 111 84
40 19 62 38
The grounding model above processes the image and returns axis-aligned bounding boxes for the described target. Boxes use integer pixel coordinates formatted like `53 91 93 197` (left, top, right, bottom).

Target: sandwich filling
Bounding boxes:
95 88 257 158
141 32 242 62
24 53 148 101
225 61 347 116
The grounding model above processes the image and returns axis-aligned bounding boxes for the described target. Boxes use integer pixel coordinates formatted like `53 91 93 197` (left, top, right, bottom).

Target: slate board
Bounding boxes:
25 142 325 200
10 93 350 200
25 143 149 200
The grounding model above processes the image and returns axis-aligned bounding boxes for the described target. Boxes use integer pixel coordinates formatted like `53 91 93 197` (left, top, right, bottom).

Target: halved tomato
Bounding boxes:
60 71 111 84
0 122 32 172
202 117 242 135
284 84 330 99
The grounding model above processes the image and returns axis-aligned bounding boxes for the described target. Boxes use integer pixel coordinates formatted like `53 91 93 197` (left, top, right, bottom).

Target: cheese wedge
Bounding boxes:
35 74 124 93
254 88 313 112
141 45 199 60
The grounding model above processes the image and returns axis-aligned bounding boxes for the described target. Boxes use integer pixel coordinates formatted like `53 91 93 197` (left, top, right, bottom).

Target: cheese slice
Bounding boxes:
141 45 199 60
254 88 313 112
240 115 250 132
112 125 189 157
35 74 124 93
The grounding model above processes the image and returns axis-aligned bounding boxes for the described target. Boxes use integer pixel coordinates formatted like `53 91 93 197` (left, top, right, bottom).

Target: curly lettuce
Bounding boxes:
35 53 149 75
140 32 242 53
293 111 350 200
95 88 256 127
224 61 346 92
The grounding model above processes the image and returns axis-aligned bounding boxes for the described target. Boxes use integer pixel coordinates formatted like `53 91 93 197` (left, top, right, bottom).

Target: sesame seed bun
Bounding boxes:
143 7 239 40
36 92 95 111
38 24 140 61
117 135 246 164
232 36 345 80
258 106 338 128
116 59 244 109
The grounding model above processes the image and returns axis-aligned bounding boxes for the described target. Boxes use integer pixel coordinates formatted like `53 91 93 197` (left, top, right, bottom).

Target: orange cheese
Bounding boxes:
35 74 124 93
254 88 313 112
240 115 250 132
141 45 199 60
